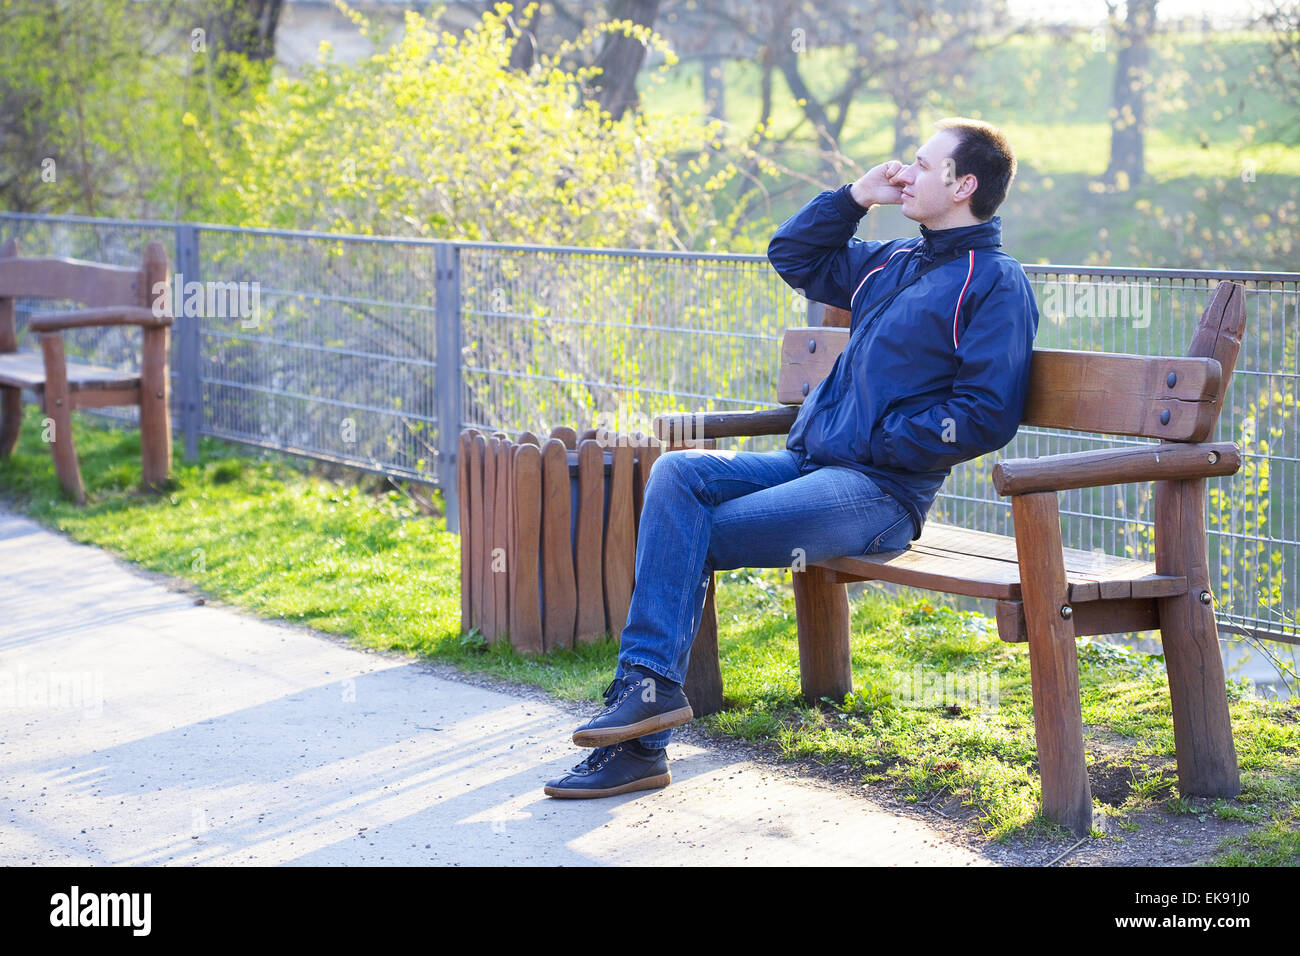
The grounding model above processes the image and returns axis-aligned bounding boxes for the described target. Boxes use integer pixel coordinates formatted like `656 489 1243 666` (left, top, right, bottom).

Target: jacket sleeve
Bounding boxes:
767 185 896 311
868 268 1039 472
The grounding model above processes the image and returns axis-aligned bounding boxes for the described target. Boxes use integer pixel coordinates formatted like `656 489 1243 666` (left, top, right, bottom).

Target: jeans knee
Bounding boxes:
647 450 692 491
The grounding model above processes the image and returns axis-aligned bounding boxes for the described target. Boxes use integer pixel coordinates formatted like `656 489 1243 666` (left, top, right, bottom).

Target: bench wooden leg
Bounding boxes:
0 240 18 458
0 384 20 457
684 572 724 717
793 564 852 706
1013 492 1092 836
138 325 172 492
1155 478 1240 798
39 335 86 505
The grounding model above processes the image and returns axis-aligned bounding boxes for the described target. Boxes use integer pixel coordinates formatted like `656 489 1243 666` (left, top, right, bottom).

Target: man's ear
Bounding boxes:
953 173 978 204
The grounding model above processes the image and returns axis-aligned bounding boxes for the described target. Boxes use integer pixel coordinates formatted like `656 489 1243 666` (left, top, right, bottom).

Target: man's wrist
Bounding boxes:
834 183 871 220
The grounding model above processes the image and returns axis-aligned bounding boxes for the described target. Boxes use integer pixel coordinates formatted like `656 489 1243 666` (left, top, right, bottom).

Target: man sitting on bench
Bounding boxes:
545 117 1041 799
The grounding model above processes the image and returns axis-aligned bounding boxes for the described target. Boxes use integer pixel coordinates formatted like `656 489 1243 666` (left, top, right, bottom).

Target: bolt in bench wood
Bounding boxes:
0 238 174 504
651 281 1247 836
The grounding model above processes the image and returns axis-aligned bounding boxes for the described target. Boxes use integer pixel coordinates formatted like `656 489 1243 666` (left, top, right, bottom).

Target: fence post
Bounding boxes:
174 224 202 462
435 242 463 533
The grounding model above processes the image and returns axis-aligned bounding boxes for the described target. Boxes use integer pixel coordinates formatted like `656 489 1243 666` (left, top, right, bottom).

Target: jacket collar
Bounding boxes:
915 216 1002 261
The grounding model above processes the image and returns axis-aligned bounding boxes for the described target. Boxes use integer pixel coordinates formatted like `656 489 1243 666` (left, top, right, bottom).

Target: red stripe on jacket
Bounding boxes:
952 250 975 349
849 244 919 310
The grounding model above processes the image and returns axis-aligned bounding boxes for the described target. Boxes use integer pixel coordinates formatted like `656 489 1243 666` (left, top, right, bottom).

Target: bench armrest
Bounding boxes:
992 442 1241 496
653 406 799 444
28 306 173 333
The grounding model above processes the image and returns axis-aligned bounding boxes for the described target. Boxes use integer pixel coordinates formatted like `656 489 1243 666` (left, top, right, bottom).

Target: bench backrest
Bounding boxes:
783 281 1246 444
0 238 165 352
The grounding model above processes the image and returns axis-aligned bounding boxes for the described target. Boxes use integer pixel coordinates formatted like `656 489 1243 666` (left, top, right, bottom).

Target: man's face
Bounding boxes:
894 129 969 228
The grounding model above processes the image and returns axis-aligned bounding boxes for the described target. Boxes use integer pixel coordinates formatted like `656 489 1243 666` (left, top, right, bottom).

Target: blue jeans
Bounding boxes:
613 447 915 749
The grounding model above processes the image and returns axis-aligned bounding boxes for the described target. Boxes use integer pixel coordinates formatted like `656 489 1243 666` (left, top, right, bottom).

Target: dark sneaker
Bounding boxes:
571 667 693 748
543 744 670 799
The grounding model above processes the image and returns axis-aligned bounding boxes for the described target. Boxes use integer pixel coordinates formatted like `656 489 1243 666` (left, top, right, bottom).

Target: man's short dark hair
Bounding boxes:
935 117 1016 221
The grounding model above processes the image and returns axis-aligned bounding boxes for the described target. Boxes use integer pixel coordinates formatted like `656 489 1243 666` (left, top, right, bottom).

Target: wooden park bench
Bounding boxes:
0 238 174 504
651 281 1247 836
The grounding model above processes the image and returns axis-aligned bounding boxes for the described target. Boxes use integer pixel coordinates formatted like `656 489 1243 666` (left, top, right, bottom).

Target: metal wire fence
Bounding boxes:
1 211 1295 651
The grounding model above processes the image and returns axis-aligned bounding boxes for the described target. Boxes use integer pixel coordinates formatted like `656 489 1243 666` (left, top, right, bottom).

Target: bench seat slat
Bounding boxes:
820 545 1022 600
893 524 1150 578
0 350 140 391
814 522 1186 603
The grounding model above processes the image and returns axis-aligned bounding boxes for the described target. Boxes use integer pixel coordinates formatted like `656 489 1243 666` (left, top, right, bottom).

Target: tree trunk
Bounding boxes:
508 6 542 71
758 52 774 131
702 54 725 123
196 0 283 95
1103 0 1158 188
591 0 662 122
212 0 282 63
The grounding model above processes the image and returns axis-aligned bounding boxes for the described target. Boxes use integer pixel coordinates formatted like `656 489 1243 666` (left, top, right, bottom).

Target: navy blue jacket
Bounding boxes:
767 184 1039 540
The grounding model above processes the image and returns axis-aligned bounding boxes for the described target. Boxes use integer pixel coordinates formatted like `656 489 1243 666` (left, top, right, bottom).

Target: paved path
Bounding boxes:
0 508 990 866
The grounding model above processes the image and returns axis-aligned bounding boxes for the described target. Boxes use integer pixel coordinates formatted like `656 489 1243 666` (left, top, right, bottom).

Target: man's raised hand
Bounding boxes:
849 160 906 209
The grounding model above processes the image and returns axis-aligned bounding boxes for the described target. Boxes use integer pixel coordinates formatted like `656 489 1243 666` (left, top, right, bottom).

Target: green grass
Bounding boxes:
1210 814 1300 865
2 404 1298 858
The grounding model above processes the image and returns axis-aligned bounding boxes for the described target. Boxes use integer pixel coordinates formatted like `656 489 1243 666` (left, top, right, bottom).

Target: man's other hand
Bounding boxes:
849 161 906 209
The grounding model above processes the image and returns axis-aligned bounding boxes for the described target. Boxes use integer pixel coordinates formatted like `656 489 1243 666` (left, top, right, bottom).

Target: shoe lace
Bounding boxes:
575 745 620 772
600 675 634 707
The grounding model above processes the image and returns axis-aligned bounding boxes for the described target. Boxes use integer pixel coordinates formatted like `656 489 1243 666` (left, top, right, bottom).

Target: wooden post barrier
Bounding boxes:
458 425 665 653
